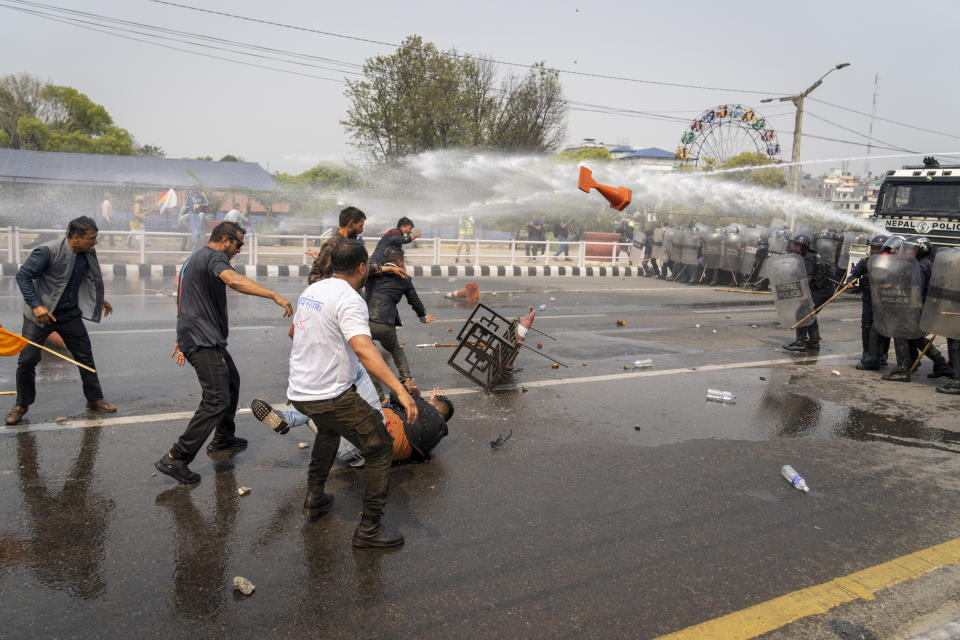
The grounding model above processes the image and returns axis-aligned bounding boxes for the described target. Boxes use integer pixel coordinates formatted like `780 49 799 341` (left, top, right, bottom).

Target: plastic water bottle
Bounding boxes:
624 359 653 370
706 389 736 403
781 465 810 492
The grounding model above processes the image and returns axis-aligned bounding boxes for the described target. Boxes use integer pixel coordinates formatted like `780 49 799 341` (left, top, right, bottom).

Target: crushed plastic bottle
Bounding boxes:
705 389 736 404
781 464 810 492
623 359 653 370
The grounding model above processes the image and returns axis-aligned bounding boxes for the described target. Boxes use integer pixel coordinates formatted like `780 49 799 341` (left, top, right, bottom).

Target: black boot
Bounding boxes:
937 340 960 394
784 327 808 352
882 340 912 382
352 513 404 548
805 322 821 351
877 333 891 367
303 480 335 520
860 325 872 364
925 343 953 378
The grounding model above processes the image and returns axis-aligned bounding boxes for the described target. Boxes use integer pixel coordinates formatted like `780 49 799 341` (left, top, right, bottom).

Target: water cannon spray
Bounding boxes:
577 166 632 211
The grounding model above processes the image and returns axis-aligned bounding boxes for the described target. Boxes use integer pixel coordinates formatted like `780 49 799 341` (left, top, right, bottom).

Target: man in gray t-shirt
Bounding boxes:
154 221 293 485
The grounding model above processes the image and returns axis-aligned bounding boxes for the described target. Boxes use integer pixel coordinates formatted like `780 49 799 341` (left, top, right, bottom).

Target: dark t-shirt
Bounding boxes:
176 246 234 352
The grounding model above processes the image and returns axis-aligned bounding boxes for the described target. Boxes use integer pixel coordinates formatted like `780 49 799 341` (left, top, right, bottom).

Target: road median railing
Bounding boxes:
0 227 643 278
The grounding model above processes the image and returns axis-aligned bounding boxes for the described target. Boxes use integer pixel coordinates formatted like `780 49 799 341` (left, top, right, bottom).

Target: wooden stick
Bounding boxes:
943 311 960 316
791 281 856 329
909 334 937 373
747 275 768 287
699 267 707 283
0 391 16 395
714 288 771 295
416 343 459 348
729 270 738 287
672 264 688 282
25 339 96 372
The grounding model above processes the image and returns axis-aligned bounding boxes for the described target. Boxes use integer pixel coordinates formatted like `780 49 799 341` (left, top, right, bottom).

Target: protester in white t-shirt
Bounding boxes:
287 239 416 549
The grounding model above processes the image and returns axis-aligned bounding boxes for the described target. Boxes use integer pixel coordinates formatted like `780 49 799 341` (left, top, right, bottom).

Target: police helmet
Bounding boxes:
867 233 889 249
905 235 933 259
881 235 905 254
789 233 813 253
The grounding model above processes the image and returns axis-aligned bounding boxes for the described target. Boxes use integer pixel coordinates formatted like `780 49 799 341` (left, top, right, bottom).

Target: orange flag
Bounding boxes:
0 324 29 357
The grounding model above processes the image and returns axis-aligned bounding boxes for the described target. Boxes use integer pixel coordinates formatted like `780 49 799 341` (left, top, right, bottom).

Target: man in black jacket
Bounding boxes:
364 247 434 399
370 216 421 265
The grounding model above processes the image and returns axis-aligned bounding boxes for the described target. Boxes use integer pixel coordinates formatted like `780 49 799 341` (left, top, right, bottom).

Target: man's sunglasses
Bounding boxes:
225 234 244 248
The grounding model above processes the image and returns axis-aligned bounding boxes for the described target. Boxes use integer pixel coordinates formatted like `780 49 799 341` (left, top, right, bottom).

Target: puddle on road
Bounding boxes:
755 389 960 453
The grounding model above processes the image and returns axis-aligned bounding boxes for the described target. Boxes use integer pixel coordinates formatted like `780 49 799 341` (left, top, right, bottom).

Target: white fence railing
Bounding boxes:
1 227 638 269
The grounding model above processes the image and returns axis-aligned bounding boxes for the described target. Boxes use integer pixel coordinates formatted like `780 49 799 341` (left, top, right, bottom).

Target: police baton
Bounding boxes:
791 281 856 329
909 334 937 374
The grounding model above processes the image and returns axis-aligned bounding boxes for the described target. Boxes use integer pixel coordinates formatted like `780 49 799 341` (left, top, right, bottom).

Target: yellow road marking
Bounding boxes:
654 536 960 640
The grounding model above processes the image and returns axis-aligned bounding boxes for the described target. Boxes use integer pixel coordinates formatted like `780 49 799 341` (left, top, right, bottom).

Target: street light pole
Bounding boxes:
762 63 850 230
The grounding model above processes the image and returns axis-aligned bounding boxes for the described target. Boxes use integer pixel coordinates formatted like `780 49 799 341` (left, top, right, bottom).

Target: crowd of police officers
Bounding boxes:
631 220 960 394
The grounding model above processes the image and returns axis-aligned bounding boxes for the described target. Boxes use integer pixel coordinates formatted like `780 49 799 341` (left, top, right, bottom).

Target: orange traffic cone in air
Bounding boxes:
516 306 536 342
578 166 631 211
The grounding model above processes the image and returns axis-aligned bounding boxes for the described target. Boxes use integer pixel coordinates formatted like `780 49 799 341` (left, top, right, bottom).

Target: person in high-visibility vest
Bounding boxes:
127 195 148 247
455 215 475 263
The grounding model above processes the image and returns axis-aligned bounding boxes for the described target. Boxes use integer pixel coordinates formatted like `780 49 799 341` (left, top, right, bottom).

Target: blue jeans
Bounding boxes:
281 367 382 459
553 238 569 256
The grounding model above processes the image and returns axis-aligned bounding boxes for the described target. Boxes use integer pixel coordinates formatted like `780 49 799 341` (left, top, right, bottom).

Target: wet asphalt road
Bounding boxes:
1 275 958 639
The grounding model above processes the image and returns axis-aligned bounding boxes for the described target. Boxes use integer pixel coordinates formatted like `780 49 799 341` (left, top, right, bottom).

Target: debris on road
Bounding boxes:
55 417 67 424
490 430 513 450
538 304 547 310
634 425 642 431
706 389 736 404
616 320 626 326
233 576 255 595
781 465 810 492
237 487 251 496
551 363 559 369
624 359 653 370
298 442 309 449
831 370 841 376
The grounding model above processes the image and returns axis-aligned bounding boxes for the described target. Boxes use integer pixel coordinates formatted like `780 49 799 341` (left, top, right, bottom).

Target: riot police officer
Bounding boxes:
850 233 888 370
880 235 952 382
783 234 832 351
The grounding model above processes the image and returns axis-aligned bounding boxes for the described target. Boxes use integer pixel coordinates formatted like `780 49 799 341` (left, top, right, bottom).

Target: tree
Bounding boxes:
195 155 213 161
274 163 358 190
342 36 567 159
486 63 566 153
713 151 786 189
137 144 165 157
555 147 612 163
219 154 242 162
0 73 135 155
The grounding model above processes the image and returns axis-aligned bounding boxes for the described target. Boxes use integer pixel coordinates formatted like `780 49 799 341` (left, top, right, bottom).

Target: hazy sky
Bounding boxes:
3 0 958 176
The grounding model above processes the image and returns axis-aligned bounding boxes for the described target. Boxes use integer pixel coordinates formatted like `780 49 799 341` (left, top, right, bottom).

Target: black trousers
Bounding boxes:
171 346 239 464
293 387 393 518
16 309 103 408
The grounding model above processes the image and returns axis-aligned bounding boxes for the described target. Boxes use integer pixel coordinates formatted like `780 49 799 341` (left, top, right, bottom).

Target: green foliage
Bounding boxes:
0 73 135 155
195 155 214 161
274 164 358 190
219 154 242 162
711 151 786 189
0 129 9 148
343 35 566 159
555 147 612 163
137 144 165 157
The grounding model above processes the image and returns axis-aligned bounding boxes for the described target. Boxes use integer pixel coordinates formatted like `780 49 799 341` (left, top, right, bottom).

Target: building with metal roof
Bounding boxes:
0 148 276 190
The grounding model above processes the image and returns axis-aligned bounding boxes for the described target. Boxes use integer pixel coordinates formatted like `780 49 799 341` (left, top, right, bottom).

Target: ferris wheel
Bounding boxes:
674 104 782 169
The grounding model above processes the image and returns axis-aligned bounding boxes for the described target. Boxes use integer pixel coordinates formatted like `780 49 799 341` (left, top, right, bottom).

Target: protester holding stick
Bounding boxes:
6 216 116 426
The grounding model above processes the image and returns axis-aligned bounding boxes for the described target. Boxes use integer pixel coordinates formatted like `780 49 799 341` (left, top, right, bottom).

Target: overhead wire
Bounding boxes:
808 96 960 141
145 0 792 96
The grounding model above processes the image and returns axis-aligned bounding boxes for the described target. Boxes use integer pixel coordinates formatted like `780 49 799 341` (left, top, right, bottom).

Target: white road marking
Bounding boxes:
2 353 852 434
88 325 279 335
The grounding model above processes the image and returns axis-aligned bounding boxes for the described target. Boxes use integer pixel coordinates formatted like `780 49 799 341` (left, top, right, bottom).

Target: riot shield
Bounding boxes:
721 228 743 272
795 222 814 238
765 253 816 328
701 229 723 269
650 228 666 260
920 247 960 339
738 225 767 275
632 229 647 250
767 229 790 255
679 228 701 266
869 254 925 339
839 231 868 272
815 234 840 268
662 227 676 261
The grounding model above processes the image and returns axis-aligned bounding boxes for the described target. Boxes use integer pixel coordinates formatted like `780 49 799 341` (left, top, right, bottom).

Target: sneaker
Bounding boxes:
250 398 289 435
337 449 366 467
154 455 201 484
206 435 248 453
